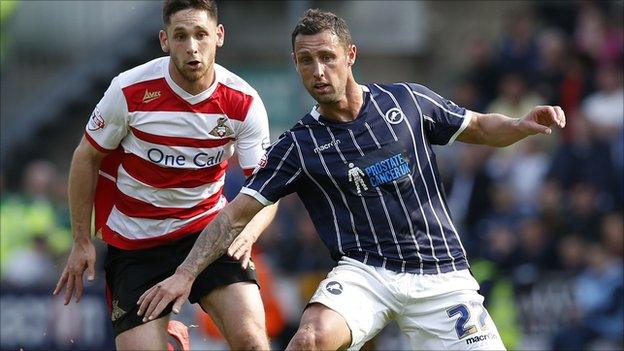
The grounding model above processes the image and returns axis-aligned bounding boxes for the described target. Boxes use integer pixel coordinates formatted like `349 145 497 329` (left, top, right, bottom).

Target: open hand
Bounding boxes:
53 238 96 304
137 267 194 322
227 231 254 269
521 105 566 135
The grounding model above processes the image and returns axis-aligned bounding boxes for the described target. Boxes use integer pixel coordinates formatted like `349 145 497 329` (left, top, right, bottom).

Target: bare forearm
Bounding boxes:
459 113 531 147
68 141 103 242
238 202 278 242
178 211 245 278
178 194 266 278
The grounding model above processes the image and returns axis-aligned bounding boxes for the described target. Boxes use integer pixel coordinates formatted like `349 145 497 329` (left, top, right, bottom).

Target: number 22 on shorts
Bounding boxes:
446 302 489 339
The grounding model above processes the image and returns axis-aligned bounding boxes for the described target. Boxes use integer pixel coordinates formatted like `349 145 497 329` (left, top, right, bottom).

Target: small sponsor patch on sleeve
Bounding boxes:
87 107 106 131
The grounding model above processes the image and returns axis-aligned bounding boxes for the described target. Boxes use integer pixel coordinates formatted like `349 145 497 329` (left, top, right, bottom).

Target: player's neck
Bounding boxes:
318 79 363 123
168 63 216 96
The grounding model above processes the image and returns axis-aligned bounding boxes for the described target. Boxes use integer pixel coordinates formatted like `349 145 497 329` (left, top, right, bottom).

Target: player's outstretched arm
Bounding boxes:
53 136 107 304
137 193 266 321
457 105 566 147
227 201 279 269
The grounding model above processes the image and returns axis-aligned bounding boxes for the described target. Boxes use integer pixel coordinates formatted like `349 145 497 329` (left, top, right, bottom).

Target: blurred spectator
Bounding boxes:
600 212 624 258
536 179 566 235
581 63 624 140
563 182 602 239
515 218 557 272
471 259 522 349
557 53 594 142
3 234 56 287
0 160 67 276
553 243 624 350
557 235 586 275
535 1 579 35
260 195 334 275
549 113 619 206
447 144 494 236
451 79 482 112
462 35 501 110
612 128 624 206
534 28 566 104
481 225 517 273
507 139 550 214
498 9 539 75
574 2 623 67
486 72 545 119
0 0 19 67
476 184 521 263
479 184 521 233
51 173 71 230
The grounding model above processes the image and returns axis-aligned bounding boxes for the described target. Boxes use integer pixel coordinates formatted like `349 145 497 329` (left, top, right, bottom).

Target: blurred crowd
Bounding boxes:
1 1 622 350
440 2 623 349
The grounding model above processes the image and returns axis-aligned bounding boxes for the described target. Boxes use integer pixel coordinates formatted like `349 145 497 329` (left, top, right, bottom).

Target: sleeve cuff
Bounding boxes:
447 110 473 145
84 132 115 153
240 187 273 206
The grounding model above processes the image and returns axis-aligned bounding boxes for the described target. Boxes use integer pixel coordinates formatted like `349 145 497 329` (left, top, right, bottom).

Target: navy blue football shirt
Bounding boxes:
242 83 472 274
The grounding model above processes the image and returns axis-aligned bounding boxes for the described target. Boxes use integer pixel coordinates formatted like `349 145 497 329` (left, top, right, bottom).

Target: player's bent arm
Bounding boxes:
457 106 565 147
240 201 279 241
69 136 108 242
227 200 279 266
178 193 266 278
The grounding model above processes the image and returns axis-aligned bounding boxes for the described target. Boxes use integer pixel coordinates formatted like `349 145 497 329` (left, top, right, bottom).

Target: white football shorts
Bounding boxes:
309 257 506 350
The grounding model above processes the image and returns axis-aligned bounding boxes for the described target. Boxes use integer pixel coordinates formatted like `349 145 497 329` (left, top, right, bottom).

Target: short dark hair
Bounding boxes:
291 9 352 50
162 0 218 26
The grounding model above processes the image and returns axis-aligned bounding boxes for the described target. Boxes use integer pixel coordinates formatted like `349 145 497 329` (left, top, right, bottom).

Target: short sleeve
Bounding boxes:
235 92 271 175
409 83 472 145
240 132 302 205
84 76 129 152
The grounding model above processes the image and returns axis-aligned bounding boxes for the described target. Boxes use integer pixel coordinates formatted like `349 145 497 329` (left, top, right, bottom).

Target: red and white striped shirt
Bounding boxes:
85 57 270 249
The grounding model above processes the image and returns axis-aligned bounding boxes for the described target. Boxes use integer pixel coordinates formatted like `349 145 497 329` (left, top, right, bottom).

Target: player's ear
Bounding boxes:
159 29 169 54
347 44 357 67
216 24 225 48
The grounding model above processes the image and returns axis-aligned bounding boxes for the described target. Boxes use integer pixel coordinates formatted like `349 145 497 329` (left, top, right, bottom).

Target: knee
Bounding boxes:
289 323 333 351
227 323 269 350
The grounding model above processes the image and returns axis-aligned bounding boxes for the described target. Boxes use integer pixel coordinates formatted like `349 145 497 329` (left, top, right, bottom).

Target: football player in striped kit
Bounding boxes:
138 8 566 350
54 1 275 350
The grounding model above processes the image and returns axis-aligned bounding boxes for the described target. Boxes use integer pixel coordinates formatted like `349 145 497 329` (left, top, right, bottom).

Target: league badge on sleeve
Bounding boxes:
87 107 106 131
258 153 268 168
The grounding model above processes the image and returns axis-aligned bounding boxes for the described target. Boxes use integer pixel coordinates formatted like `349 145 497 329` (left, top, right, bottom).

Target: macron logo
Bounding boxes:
313 139 341 154
142 89 161 104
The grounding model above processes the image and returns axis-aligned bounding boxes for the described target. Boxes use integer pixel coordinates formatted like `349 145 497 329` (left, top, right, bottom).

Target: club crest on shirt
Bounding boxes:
87 107 106 131
209 117 234 138
384 107 404 124
326 281 343 295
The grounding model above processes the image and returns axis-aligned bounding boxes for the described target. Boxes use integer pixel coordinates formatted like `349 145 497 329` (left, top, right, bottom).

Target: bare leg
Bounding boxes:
199 281 269 350
287 303 352 351
115 315 169 351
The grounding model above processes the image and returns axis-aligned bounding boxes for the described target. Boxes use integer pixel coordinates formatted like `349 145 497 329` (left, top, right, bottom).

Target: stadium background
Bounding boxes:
0 0 622 349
